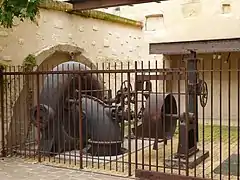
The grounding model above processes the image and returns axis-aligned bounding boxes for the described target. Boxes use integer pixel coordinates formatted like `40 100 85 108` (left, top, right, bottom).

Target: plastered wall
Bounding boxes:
99 0 240 43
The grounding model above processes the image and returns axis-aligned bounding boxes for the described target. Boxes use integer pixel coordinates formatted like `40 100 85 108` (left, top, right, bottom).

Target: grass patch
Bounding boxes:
175 124 239 142
124 122 238 143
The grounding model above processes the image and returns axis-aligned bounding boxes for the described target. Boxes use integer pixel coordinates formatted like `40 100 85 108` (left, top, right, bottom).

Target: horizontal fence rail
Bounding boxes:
0 58 239 180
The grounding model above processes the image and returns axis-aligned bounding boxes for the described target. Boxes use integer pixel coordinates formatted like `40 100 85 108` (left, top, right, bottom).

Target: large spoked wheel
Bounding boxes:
199 80 208 107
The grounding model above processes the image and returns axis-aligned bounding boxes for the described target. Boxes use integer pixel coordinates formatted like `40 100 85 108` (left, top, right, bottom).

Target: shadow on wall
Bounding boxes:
6 44 100 149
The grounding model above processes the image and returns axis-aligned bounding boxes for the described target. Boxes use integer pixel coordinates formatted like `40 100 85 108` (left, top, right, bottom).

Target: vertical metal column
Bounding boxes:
188 50 199 142
169 50 209 169
177 50 199 157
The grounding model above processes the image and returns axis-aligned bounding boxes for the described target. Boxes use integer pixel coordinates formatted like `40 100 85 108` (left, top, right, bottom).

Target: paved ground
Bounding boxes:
0 157 132 180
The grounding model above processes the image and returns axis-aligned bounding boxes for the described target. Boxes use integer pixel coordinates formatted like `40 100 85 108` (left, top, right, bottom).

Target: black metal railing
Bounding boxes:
0 57 239 180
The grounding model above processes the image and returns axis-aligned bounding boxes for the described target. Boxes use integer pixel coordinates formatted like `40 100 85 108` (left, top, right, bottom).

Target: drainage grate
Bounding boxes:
214 154 240 176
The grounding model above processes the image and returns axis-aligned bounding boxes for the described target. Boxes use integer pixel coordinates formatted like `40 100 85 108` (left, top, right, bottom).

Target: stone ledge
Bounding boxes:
39 0 143 28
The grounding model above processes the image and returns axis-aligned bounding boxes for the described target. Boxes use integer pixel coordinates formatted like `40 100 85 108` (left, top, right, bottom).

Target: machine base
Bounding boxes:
165 150 209 169
87 140 123 156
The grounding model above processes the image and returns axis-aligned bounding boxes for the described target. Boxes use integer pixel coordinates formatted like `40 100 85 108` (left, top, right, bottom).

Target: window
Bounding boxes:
222 3 231 14
145 14 164 31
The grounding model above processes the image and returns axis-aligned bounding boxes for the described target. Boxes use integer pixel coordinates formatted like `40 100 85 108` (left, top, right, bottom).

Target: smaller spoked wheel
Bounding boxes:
120 80 133 92
199 80 208 107
120 80 135 104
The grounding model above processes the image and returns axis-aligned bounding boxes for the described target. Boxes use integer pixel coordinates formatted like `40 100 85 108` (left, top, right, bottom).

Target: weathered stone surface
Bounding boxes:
92 41 96 46
54 20 64 29
18 38 24 45
103 39 110 47
78 26 84 32
0 31 8 37
92 25 99 31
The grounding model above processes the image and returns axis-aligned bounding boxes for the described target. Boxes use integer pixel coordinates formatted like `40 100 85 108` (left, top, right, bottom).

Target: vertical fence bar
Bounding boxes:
210 56 214 180
32 67 36 158
202 56 205 179
0 67 5 157
238 58 240 180
62 64 66 164
193 58 197 178
17 66 22 155
134 61 138 171
102 62 106 170
84 63 88 168
78 72 83 169
73 65 77 165
108 62 112 171
57 65 60 162
163 59 166 173
36 72 41 162
66 64 70 165
219 55 222 180
42 65 46 162
184 56 189 176
127 66 132 176
114 62 118 172
45 64 51 163
23 70 26 158
141 61 144 170
155 60 159 172
90 63 94 169
147 61 151 171
26 66 32 158
51 65 55 162
4 67 8 156
9 66 13 156
96 63 100 169
228 54 231 180
178 59 181 175
120 62 124 172
170 62 173 174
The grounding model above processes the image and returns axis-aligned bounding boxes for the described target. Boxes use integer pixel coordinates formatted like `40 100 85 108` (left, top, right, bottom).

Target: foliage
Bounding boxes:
23 54 36 71
0 0 41 28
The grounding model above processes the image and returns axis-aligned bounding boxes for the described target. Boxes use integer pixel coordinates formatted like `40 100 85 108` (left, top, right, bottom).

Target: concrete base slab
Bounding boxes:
165 150 210 169
57 138 155 163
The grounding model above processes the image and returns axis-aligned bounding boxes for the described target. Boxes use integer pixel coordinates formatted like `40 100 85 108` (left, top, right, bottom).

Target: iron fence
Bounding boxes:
0 57 239 180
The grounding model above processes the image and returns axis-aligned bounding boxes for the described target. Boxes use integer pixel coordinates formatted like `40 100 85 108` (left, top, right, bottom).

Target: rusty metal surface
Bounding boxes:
132 93 178 140
149 37 240 55
135 170 212 180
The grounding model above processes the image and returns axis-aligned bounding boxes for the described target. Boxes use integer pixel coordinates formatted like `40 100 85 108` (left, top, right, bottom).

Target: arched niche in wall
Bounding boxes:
6 44 101 150
144 13 164 31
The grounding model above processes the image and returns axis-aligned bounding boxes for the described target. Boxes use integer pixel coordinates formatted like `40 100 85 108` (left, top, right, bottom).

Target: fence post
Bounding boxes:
36 73 41 162
0 67 6 157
